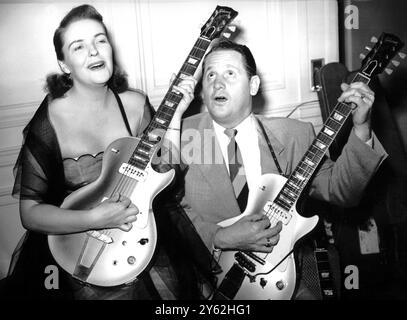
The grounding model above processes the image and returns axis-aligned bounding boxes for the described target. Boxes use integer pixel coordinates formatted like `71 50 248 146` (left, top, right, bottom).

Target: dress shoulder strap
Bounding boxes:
112 90 133 136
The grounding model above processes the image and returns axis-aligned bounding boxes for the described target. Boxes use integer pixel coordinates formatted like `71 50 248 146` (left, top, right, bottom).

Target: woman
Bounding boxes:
6 4 216 300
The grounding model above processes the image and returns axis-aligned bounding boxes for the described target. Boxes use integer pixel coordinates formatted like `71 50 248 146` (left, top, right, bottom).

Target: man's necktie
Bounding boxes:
224 128 249 212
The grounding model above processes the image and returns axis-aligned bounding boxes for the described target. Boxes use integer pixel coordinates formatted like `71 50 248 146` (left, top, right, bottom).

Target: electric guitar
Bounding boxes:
214 33 404 300
48 6 238 287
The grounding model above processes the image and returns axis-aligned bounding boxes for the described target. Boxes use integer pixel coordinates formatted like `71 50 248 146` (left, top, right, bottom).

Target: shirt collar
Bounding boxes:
212 113 255 140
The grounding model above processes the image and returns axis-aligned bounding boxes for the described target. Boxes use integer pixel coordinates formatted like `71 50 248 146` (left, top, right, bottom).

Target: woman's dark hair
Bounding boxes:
45 4 128 99
202 39 257 78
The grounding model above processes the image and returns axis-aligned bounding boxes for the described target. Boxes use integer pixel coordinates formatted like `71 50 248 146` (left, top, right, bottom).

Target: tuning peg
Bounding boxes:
399 52 406 59
365 46 372 51
392 60 400 67
370 36 378 43
359 53 366 59
385 68 394 75
223 32 231 39
228 25 236 32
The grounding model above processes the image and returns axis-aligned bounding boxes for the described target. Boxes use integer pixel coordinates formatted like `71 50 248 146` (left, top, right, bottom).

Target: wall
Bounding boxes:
0 0 338 279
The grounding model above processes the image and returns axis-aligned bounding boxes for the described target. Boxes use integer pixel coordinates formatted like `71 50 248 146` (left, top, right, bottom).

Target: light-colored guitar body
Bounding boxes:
216 173 319 300
48 136 175 287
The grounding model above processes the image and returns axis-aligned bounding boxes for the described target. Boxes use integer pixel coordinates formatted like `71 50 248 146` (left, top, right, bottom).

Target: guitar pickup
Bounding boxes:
119 163 147 182
235 252 256 273
263 201 292 225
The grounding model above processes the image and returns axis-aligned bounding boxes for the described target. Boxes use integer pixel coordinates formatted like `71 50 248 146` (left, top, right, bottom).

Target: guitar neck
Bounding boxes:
274 72 371 211
128 37 212 171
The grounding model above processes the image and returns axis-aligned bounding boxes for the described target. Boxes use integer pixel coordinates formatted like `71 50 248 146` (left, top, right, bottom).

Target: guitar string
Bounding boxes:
107 39 209 209
264 71 365 225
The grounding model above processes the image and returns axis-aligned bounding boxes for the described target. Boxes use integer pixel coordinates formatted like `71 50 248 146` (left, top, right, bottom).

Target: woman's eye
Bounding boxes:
207 72 215 79
73 45 83 52
227 70 235 76
97 38 107 44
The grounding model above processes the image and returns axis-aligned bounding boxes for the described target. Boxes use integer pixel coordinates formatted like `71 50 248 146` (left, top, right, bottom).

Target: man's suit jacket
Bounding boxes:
178 112 387 249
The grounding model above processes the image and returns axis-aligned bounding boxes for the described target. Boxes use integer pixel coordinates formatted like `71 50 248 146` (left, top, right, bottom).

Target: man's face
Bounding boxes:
202 49 260 128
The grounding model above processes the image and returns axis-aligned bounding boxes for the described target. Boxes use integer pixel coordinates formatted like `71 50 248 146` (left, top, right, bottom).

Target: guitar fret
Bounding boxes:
154 117 168 126
156 107 174 118
181 64 198 75
322 126 335 137
326 118 341 131
281 189 297 201
303 157 316 167
314 140 327 151
287 180 301 191
274 198 291 211
297 164 312 175
164 100 175 108
187 56 199 65
332 110 346 123
278 194 294 205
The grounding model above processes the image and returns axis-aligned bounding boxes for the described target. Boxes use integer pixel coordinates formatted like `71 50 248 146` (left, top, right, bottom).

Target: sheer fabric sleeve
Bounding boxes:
12 97 65 206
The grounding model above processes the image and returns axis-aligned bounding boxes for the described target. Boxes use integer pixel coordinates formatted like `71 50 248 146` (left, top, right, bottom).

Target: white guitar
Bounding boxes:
214 32 404 300
48 6 238 287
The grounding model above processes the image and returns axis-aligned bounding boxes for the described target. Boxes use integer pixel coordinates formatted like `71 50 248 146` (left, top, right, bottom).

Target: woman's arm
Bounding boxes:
20 193 138 235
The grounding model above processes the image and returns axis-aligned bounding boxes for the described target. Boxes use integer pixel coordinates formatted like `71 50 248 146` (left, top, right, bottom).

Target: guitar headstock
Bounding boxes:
200 6 238 41
360 32 404 77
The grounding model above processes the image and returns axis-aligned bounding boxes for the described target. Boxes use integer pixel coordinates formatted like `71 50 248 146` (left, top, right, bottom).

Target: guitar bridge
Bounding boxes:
87 230 113 244
119 163 147 182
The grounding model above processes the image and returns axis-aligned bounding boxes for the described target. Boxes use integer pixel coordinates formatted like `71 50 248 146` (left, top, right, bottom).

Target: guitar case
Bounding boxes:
313 62 407 299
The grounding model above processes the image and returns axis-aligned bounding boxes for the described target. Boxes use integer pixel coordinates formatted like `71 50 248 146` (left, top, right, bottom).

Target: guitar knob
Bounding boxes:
276 280 286 290
127 256 136 265
260 278 267 288
138 238 149 245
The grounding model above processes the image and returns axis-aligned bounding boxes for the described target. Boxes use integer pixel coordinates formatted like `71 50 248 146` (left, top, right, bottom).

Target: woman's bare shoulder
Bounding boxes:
118 89 147 111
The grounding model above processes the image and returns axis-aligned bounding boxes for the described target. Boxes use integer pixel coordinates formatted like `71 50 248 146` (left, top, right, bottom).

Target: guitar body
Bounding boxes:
48 136 175 287
216 173 319 300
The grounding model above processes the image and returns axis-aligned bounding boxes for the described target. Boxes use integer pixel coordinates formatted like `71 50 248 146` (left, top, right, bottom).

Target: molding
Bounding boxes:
0 185 16 207
0 101 38 129
0 146 20 168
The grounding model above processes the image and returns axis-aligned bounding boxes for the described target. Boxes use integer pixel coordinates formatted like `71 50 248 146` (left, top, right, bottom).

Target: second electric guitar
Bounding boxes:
214 32 404 300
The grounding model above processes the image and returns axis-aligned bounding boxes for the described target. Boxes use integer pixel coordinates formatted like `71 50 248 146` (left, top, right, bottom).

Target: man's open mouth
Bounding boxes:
214 95 228 103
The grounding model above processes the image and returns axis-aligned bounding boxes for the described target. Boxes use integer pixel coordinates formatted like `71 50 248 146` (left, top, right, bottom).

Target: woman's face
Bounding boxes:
59 19 113 87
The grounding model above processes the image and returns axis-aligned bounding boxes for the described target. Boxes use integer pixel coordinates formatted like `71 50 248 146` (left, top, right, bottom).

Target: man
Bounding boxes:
175 40 387 299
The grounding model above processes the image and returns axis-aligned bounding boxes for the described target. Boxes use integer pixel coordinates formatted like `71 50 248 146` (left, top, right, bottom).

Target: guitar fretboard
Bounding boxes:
274 72 371 211
128 37 212 170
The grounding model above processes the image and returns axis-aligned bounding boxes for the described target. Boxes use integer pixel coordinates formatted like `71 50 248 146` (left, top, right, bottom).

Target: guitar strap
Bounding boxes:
255 117 284 176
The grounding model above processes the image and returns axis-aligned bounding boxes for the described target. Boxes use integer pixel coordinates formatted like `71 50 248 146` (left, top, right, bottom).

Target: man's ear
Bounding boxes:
249 75 260 96
58 60 70 75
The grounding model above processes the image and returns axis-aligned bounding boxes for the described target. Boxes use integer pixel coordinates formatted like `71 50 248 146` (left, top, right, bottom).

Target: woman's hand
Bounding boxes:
89 194 138 232
169 74 197 123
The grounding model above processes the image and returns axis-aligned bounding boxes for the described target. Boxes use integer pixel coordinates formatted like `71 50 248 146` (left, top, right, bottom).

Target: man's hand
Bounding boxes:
214 213 283 252
338 82 375 142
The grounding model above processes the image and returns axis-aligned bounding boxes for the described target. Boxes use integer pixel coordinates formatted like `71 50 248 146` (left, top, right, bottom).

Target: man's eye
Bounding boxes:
207 72 215 79
227 70 235 76
97 38 107 44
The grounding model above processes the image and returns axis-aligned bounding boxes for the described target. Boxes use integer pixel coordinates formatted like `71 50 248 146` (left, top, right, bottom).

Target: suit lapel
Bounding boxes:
195 114 242 217
254 115 288 176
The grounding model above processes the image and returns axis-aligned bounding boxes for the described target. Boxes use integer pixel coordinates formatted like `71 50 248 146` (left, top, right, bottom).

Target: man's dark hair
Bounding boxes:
202 40 257 78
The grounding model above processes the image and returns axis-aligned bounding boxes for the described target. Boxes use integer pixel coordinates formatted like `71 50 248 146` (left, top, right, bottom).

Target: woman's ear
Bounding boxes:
249 75 260 96
58 60 70 75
